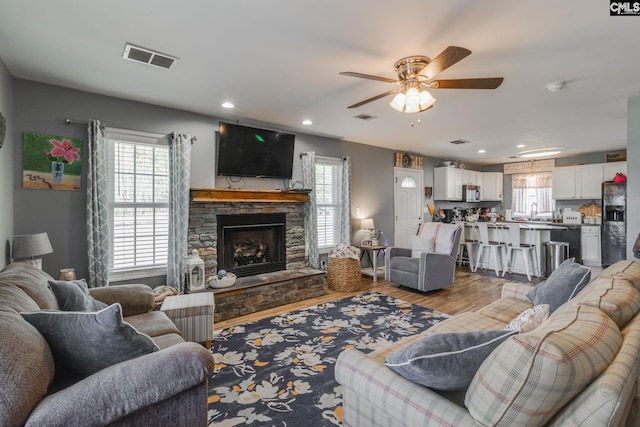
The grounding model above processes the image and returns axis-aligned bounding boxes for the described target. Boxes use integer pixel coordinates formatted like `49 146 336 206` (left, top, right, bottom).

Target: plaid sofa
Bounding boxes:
336 260 640 426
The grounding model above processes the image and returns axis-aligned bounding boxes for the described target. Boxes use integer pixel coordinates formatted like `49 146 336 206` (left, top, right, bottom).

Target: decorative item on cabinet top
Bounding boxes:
606 151 626 162
503 158 555 174
394 152 423 169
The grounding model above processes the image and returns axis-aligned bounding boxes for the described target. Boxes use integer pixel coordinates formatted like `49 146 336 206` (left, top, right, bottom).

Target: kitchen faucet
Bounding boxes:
530 202 538 220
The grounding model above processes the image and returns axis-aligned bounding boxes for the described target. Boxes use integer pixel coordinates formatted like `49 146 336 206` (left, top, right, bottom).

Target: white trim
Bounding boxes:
316 155 343 165
105 127 168 146
108 266 167 282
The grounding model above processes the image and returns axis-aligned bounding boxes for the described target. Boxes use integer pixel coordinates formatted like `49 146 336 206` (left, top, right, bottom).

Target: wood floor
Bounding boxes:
215 266 540 330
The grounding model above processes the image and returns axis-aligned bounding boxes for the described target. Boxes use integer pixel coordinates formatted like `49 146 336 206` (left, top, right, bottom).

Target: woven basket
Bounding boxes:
327 257 361 292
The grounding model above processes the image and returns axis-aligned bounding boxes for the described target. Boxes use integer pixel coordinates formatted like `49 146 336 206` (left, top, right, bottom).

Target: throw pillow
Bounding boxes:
466 304 621 426
526 258 591 313
21 303 159 384
505 304 550 333
411 235 434 258
48 279 108 311
433 223 459 255
385 329 515 391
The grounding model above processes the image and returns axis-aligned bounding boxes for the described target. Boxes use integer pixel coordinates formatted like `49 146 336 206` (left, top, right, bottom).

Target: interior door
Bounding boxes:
394 168 424 248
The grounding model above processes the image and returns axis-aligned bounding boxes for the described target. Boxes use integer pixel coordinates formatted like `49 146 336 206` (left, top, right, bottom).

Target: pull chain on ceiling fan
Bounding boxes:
340 46 503 113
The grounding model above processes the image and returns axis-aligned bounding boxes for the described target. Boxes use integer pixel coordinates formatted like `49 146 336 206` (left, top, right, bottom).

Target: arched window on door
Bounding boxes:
401 176 417 188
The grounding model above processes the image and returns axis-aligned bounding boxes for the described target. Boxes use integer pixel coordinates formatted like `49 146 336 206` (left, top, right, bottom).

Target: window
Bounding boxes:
315 157 343 251
107 131 169 279
511 172 555 218
401 177 416 188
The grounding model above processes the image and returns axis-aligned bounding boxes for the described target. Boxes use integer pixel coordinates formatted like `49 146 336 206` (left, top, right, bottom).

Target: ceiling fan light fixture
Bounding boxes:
419 90 436 110
389 93 406 112
405 104 420 113
389 88 435 113
404 87 421 108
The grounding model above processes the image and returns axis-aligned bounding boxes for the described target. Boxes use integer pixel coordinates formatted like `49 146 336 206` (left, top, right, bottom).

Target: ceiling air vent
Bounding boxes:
449 139 470 145
353 114 378 121
123 43 178 70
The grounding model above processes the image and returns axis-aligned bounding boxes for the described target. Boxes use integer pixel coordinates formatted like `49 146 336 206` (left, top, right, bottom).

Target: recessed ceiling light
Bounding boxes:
519 148 564 158
516 144 526 148
478 149 486 154
221 102 234 109
302 119 312 126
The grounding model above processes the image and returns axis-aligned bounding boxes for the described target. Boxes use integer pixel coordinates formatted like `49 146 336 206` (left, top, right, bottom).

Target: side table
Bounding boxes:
358 245 387 282
160 293 215 349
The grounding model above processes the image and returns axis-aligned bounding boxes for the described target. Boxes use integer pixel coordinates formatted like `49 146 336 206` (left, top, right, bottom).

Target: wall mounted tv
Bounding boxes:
217 122 295 179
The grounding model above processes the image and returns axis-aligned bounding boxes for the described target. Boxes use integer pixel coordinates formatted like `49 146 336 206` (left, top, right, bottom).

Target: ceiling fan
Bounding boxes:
340 46 503 113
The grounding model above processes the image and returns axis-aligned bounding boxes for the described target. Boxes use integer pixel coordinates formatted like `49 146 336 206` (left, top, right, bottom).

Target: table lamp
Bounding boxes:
12 232 53 269
361 218 376 245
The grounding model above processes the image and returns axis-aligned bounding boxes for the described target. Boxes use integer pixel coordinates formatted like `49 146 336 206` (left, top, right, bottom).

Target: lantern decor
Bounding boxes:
184 250 205 292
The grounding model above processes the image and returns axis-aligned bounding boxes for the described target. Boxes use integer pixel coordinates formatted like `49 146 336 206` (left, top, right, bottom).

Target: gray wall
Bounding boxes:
12 79 401 279
0 60 13 268
627 95 640 260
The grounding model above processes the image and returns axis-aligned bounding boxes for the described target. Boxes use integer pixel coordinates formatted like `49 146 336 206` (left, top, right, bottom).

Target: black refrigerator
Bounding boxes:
602 181 626 267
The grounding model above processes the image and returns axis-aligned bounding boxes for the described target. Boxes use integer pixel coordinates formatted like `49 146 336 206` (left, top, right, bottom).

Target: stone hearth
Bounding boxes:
210 269 325 322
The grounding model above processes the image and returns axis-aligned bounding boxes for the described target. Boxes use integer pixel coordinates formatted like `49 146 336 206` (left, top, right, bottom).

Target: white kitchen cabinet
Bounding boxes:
462 169 480 186
576 164 604 199
552 166 578 199
480 172 503 201
581 225 601 267
553 164 603 199
603 161 627 181
433 167 462 200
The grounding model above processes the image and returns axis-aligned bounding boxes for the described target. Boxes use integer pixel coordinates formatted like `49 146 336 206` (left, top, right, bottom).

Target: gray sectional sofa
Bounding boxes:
0 262 215 427
336 260 640 426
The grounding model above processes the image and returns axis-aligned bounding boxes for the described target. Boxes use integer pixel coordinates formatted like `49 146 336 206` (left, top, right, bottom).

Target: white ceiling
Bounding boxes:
1 0 639 165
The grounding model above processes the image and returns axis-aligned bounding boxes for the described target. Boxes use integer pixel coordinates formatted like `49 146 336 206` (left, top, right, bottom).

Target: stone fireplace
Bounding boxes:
188 188 310 279
217 213 286 277
188 189 325 321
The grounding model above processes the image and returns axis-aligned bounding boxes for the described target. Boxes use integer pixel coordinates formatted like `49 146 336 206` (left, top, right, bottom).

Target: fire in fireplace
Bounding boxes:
217 213 286 277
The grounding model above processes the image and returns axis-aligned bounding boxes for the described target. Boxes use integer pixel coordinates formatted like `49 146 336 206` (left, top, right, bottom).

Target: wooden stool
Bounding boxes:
160 293 215 348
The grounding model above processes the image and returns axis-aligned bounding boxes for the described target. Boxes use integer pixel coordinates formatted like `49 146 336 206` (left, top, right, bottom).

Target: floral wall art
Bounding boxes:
22 132 82 191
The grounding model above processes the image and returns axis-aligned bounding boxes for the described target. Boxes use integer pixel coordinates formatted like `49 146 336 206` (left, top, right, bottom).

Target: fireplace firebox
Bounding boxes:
217 213 286 277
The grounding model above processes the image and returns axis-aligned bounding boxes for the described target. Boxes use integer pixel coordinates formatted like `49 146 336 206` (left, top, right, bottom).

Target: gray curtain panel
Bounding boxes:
167 132 192 292
302 151 319 268
340 156 352 246
86 119 110 288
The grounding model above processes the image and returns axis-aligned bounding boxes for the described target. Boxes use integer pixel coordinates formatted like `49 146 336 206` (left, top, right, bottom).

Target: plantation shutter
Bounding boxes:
315 158 342 250
107 129 170 275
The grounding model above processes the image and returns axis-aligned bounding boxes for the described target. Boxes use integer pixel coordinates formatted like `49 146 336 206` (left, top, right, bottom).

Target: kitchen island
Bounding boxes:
463 221 569 279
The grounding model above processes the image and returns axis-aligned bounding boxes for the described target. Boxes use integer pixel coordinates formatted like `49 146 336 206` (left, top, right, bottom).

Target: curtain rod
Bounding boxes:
64 118 198 143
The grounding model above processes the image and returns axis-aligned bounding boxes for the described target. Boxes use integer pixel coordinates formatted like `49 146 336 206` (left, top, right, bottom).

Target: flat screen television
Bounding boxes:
217 122 295 179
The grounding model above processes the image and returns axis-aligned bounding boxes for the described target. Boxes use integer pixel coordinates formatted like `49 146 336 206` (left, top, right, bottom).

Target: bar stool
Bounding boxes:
502 223 538 281
455 221 479 268
473 222 506 276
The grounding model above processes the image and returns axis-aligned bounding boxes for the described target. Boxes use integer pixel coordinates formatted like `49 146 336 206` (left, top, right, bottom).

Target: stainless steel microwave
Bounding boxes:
463 185 481 202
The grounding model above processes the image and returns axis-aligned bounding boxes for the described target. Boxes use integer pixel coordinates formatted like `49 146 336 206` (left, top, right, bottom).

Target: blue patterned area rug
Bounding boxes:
207 292 449 426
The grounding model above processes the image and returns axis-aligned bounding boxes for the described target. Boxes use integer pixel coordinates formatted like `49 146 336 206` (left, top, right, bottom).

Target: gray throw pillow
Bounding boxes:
48 279 108 311
385 330 516 391
526 258 591 313
22 303 159 384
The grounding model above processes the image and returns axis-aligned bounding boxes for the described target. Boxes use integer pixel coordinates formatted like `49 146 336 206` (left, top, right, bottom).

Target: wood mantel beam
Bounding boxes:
191 188 310 203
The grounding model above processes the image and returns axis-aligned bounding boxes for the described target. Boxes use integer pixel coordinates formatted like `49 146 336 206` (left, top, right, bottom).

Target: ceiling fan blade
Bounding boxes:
421 46 472 79
347 89 400 108
430 77 504 89
340 71 398 84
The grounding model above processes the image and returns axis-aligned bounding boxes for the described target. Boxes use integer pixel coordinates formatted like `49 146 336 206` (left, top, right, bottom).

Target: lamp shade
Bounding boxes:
12 232 53 259
361 218 375 230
